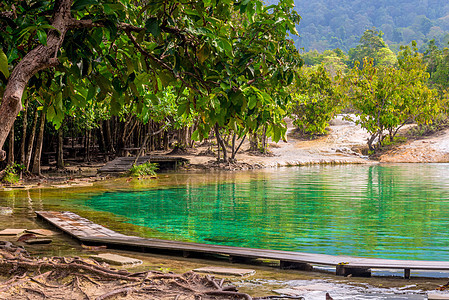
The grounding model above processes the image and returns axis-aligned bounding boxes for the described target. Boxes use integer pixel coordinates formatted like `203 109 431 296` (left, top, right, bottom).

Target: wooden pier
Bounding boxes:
36 211 449 279
98 156 189 173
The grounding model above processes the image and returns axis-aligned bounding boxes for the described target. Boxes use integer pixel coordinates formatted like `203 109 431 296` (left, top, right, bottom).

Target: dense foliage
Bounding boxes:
289 65 342 136
267 0 449 52
0 0 302 170
1 0 449 175
293 33 449 151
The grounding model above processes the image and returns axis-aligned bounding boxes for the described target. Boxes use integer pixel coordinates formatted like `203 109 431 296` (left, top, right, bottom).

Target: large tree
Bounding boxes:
0 0 301 162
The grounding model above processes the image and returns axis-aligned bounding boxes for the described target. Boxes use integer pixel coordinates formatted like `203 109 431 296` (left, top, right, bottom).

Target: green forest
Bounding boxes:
273 0 449 52
1 0 449 182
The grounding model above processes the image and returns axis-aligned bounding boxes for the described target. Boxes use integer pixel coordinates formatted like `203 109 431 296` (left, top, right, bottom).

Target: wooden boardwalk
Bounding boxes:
98 156 189 173
36 211 449 279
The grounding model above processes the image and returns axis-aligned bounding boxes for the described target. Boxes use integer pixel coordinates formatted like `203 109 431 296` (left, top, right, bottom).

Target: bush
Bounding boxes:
289 65 342 136
1 163 24 184
129 162 158 178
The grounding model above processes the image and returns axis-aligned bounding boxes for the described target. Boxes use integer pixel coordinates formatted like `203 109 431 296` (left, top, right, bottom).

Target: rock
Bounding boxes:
0 229 26 236
26 229 58 236
0 207 13 215
193 266 255 277
272 288 303 297
70 182 94 187
24 238 52 245
291 283 335 292
51 184 72 188
428 294 449 300
90 253 142 266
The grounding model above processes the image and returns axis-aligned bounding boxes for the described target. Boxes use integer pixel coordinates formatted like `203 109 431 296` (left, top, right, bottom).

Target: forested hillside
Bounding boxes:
267 0 449 51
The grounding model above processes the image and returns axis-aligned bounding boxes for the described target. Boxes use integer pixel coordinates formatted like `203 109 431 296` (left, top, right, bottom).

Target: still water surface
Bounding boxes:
82 164 449 261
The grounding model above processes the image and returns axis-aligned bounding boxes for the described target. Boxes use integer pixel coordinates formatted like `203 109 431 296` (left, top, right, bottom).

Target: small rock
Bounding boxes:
26 229 58 236
90 253 142 266
272 288 303 297
0 229 27 236
0 207 13 216
292 283 335 292
51 184 72 188
24 238 53 245
71 182 94 187
193 266 255 277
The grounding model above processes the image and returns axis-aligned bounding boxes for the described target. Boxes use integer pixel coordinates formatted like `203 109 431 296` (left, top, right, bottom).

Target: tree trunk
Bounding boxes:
31 111 46 175
25 108 39 171
84 129 91 162
261 125 268 154
20 98 29 166
163 131 169 151
103 120 114 154
249 131 258 152
56 126 64 169
214 124 227 162
7 126 14 165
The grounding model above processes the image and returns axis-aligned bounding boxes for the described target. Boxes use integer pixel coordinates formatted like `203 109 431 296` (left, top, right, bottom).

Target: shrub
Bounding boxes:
1 163 24 184
129 162 158 178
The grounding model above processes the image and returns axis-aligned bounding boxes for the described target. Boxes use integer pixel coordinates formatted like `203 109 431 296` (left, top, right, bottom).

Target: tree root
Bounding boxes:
0 240 305 300
95 287 134 300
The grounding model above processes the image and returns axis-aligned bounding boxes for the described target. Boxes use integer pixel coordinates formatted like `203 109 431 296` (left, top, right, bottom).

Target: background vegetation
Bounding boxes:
266 0 449 52
1 0 449 180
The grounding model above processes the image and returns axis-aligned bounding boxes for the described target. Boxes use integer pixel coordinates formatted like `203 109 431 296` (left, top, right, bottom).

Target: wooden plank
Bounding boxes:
36 211 449 277
35 211 129 239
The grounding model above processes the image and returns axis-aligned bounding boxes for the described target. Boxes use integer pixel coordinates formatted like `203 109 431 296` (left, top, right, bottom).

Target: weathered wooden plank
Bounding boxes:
36 211 449 278
35 211 129 239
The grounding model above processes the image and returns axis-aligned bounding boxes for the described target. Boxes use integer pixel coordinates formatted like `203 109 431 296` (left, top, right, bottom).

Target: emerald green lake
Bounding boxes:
84 164 449 261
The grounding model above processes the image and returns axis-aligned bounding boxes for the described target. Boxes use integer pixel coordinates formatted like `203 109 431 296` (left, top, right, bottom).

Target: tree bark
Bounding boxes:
0 0 81 160
20 98 29 166
25 108 39 171
214 123 227 162
31 111 46 175
56 126 64 169
7 126 14 165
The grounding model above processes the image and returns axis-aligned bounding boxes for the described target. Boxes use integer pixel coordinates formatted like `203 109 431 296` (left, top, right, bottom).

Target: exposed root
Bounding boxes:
96 287 134 300
0 240 302 299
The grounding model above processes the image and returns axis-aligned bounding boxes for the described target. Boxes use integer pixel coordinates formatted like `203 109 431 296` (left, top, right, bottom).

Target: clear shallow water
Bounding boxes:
82 164 449 260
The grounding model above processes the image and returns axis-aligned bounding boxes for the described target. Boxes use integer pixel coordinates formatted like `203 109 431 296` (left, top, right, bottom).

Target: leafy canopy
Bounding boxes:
0 0 302 147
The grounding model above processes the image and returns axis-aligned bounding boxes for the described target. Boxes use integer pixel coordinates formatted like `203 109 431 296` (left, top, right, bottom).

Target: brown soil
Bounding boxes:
379 126 449 163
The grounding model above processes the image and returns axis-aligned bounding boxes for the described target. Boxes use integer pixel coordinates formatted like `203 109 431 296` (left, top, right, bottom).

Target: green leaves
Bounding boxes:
36 30 47 46
72 0 98 11
340 51 440 150
0 49 9 79
145 18 161 38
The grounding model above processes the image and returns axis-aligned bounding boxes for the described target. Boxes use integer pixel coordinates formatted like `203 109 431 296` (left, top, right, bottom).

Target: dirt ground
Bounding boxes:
183 115 449 168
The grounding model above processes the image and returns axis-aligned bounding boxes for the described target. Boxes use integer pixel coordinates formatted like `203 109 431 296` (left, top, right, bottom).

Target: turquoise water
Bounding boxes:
85 164 449 261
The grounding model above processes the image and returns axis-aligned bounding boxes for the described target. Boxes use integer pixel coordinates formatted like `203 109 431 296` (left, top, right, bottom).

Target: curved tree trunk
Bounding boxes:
0 0 75 161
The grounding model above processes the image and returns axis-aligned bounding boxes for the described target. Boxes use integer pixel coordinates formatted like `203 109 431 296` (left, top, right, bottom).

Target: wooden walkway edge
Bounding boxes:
36 211 449 279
